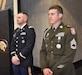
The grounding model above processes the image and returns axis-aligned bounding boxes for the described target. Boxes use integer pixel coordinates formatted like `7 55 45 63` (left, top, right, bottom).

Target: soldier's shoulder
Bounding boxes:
44 27 51 32
65 25 76 35
65 24 76 30
15 28 19 30
27 25 35 33
65 25 71 28
28 25 34 29
64 25 73 31
27 25 34 30
14 28 19 32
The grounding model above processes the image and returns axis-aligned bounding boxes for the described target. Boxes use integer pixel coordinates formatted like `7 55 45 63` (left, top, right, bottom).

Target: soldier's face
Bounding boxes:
17 13 27 26
48 9 62 25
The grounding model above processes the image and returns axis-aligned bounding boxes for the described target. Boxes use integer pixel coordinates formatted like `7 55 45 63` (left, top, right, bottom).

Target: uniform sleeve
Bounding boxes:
18 28 36 60
51 28 77 72
40 28 50 69
10 29 19 57
10 38 16 56
40 39 48 69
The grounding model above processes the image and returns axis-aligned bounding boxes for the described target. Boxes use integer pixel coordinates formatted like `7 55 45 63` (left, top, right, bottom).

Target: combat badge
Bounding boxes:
0 39 8 52
70 38 77 49
55 32 65 37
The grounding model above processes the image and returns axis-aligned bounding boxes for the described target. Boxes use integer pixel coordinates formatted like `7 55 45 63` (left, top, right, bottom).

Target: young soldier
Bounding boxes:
40 5 77 75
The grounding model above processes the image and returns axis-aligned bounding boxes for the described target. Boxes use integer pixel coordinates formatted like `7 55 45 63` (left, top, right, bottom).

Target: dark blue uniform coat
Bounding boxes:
11 24 36 67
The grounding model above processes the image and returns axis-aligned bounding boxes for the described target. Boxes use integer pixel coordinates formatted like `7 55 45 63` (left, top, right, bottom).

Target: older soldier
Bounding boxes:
40 5 77 75
11 12 36 75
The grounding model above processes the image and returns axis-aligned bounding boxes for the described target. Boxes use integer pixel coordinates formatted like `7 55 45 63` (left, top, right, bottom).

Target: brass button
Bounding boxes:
51 46 53 48
16 41 18 43
45 44 48 47
16 45 18 47
51 51 53 54
51 41 53 43
16 49 18 51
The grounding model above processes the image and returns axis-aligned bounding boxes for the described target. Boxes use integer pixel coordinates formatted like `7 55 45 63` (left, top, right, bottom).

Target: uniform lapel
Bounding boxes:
50 23 64 40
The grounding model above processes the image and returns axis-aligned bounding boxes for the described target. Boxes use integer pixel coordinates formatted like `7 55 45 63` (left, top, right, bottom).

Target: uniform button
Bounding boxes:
60 25 63 29
22 37 24 39
16 37 18 39
22 40 25 43
51 41 53 43
51 51 53 54
45 44 48 47
51 46 53 48
16 49 18 51
16 45 18 47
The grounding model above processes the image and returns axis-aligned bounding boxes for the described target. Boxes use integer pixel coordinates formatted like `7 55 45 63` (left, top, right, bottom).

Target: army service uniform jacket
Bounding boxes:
11 24 36 67
40 23 77 75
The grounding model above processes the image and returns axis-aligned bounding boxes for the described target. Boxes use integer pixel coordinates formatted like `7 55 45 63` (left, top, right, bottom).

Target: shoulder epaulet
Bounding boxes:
66 25 71 28
28 26 33 28
66 25 76 35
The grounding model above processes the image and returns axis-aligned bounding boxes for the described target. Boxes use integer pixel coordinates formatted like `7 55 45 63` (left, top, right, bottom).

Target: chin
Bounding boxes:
50 22 54 25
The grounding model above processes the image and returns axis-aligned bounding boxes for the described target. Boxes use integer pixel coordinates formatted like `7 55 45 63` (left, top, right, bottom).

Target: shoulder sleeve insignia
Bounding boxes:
70 28 76 35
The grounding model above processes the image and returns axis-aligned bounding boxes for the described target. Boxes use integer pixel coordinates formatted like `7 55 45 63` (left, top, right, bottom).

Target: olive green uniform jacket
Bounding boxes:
40 23 77 75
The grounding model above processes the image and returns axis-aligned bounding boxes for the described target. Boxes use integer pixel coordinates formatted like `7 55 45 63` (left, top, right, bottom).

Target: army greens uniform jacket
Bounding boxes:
11 24 36 67
40 23 77 75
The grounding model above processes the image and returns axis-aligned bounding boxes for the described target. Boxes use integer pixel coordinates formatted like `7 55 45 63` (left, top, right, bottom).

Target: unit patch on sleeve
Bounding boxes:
70 28 76 35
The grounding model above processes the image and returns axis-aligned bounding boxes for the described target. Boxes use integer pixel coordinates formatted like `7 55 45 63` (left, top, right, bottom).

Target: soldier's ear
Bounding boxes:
59 13 63 19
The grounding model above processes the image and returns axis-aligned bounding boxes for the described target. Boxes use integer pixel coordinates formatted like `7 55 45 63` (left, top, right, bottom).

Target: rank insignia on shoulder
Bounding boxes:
70 28 76 35
28 26 33 28
66 25 70 28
